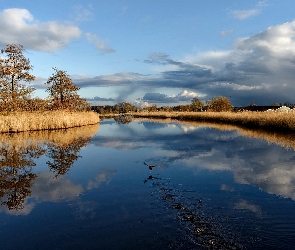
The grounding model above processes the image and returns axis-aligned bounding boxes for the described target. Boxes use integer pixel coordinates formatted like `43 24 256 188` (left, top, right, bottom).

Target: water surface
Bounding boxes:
0 118 295 249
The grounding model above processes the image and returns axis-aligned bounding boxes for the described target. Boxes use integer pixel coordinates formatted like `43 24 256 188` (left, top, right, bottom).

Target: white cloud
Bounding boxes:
257 0 269 8
231 9 260 20
180 138 295 201
0 8 82 52
234 200 262 216
230 1 268 20
86 33 115 54
141 89 205 104
209 82 263 91
0 201 35 216
31 171 84 202
220 30 235 37
87 170 116 190
178 90 205 99
234 21 295 58
178 90 197 98
74 4 94 22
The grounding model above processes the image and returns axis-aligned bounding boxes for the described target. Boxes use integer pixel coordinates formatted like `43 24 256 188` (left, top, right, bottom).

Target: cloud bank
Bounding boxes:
75 19 295 106
2 7 295 106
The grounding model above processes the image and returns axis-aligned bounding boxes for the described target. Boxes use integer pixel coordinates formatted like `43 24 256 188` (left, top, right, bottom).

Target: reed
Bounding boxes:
0 123 99 149
131 111 295 131
0 111 99 133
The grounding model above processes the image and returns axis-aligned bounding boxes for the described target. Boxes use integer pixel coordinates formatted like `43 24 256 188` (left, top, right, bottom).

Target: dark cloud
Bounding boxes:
142 93 177 103
145 53 214 85
74 72 149 88
144 52 182 66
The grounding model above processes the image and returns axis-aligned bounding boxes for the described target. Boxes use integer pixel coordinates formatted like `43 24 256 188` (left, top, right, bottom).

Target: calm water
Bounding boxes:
0 118 295 249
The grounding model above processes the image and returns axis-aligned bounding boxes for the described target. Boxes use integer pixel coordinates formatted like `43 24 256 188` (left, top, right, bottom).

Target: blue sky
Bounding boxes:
1 0 295 107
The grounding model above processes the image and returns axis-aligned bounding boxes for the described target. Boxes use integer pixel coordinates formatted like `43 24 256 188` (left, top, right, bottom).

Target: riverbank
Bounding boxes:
0 111 99 133
129 111 295 132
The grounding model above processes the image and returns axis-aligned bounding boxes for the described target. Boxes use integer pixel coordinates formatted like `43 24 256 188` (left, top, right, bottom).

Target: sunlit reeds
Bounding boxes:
0 111 99 133
132 111 295 131
0 123 99 148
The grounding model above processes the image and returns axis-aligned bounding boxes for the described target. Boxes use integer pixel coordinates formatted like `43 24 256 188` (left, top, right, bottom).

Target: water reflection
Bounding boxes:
113 114 133 124
1 118 294 249
0 125 99 212
95 118 295 201
46 137 91 178
174 120 295 201
142 161 244 248
0 137 45 210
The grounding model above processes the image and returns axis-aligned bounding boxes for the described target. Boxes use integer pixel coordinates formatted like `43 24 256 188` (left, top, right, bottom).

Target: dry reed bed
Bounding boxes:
0 123 99 149
132 111 295 131
0 111 99 133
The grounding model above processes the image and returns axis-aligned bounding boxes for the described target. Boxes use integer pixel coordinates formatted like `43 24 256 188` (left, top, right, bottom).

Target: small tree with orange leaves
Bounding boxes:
45 68 90 111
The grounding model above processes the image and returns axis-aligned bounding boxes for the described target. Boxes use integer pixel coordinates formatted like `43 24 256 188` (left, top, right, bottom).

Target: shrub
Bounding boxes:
208 96 232 112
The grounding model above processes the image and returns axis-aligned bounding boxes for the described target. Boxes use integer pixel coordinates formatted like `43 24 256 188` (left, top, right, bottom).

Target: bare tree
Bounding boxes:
0 43 35 111
45 67 90 110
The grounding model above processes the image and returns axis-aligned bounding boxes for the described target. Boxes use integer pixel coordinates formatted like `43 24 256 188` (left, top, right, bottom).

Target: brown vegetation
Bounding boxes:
0 43 98 132
131 111 295 132
0 111 99 133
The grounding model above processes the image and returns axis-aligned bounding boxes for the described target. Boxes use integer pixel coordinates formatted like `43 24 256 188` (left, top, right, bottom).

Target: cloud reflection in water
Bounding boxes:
94 119 295 201
0 125 118 215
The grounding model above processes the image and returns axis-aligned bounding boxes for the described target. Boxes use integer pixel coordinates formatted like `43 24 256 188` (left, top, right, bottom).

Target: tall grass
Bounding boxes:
0 111 99 133
132 111 295 131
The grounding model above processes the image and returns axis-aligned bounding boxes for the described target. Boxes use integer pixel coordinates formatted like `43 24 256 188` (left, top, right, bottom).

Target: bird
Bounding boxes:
144 162 156 170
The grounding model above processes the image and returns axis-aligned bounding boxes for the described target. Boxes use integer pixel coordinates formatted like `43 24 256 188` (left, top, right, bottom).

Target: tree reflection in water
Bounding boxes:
0 138 46 210
46 137 92 178
0 125 98 211
114 114 133 124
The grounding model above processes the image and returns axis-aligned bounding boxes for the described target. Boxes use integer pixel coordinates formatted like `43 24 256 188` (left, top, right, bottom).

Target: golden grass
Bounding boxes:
0 123 99 149
131 111 295 131
0 111 99 133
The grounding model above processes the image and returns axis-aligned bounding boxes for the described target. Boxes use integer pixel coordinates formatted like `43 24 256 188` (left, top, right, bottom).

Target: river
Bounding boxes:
0 117 294 249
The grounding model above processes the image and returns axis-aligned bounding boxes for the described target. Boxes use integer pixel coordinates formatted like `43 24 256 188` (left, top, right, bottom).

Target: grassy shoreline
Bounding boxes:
127 111 295 132
0 111 99 133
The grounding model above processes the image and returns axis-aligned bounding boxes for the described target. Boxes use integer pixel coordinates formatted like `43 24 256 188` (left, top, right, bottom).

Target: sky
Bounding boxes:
1 0 295 107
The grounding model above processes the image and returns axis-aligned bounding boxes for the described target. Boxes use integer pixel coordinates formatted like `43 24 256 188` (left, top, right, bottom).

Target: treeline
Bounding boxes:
0 43 90 112
92 97 295 115
92 96 233 114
